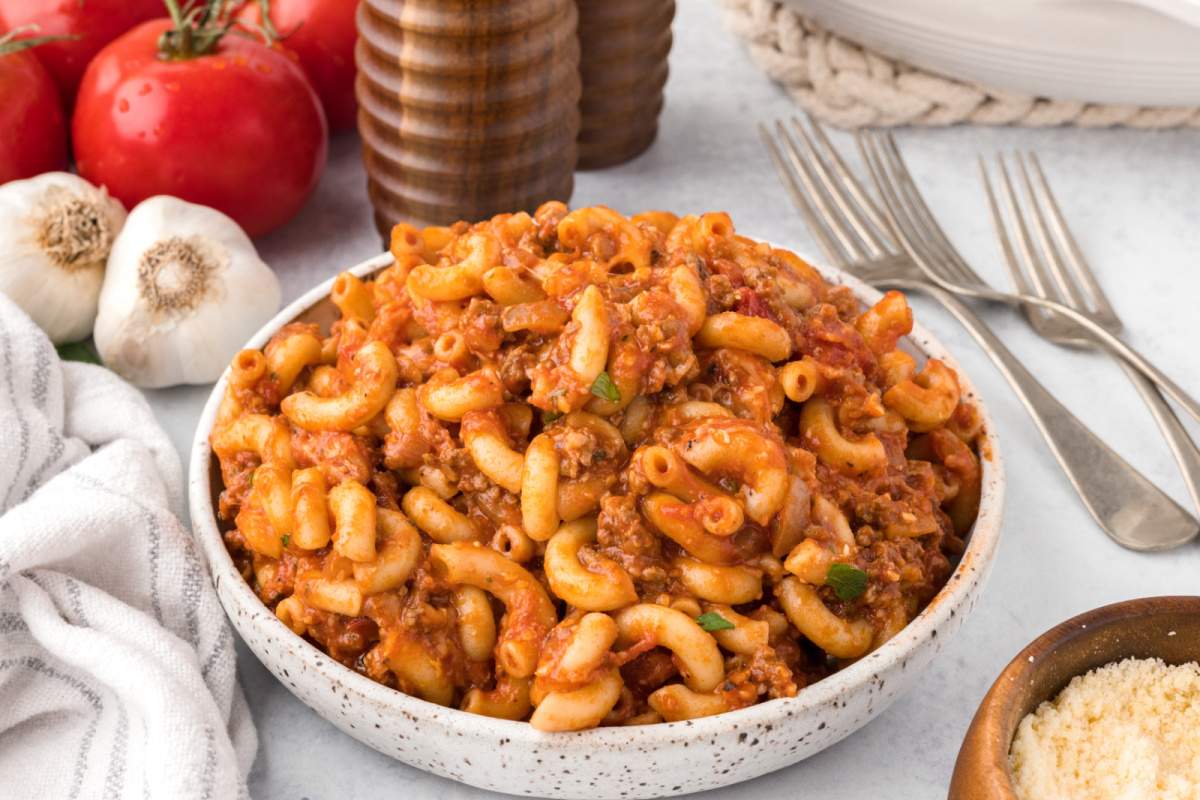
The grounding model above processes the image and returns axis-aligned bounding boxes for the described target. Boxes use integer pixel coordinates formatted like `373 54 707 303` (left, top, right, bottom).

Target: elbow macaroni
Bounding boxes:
211 205 983 729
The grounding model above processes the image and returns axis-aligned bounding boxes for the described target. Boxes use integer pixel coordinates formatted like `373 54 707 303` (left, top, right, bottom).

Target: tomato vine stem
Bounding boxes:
156 0 275 61
0 25 77 57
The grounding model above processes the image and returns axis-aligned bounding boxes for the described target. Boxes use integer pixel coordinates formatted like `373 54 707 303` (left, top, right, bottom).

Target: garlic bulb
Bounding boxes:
94 196 282 388
0 172 127 344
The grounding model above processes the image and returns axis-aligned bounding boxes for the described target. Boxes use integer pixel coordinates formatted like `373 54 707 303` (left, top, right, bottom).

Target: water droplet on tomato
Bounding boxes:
255 63 272 75
138 83 152 96
118 98 130 112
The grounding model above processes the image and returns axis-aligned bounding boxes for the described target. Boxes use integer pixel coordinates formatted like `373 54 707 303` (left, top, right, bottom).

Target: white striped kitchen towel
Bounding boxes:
0 293 256 799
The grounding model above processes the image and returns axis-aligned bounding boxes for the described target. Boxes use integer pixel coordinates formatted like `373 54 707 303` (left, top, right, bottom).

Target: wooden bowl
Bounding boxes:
949 595 1200 799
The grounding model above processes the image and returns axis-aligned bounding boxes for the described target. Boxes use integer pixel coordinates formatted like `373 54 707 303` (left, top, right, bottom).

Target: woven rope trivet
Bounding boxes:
722 0 1200 128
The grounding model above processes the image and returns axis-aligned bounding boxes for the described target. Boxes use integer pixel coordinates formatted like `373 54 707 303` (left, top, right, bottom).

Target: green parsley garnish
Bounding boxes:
590 371 620 403
280 534 290 548
543 409 564 424
55 340 101 365
696 612 735 632
825 563 868 601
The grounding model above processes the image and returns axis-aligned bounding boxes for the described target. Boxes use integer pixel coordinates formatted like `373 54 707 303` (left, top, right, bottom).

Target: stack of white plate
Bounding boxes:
787 0 1200 106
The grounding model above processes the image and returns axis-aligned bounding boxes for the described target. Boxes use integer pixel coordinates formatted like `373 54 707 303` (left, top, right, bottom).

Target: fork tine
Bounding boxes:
797 115 892 255
1026 153 1123 330
877 133 984 287
855 131 943 268
978 157 1037 298
870 133 977 286
1013 153 1089 310
994 154 1060 303
758 122 849 268
773 121 872 264
853 133 904 234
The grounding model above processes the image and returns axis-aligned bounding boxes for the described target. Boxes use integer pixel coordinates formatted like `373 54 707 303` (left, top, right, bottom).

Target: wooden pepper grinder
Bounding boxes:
356 0 581 234
575 0 675 169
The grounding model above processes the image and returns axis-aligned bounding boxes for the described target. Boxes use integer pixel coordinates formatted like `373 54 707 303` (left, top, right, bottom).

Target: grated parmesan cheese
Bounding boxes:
1010 657 1200 800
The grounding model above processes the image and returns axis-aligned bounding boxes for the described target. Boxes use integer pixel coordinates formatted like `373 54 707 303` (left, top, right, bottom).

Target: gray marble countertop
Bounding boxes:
145 1 1200 797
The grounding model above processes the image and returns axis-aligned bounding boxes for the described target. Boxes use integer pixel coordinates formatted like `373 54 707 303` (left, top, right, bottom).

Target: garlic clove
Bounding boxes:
94 196 282 388
0 172 126 344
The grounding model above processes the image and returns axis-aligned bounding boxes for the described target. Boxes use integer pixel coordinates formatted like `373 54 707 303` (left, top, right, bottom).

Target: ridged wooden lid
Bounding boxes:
575 0 675 169
365 0 565 37
359 0 578 79
577 0 675 28
356 0 580 228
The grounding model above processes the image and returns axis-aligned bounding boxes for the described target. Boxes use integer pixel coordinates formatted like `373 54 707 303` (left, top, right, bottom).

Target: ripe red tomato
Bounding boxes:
238 0 360 132
73 19 328 237
0 44 67 183
0 0 164 104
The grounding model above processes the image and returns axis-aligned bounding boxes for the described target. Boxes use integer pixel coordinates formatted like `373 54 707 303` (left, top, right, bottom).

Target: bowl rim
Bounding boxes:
188 248 1006 744
951 594 1200 798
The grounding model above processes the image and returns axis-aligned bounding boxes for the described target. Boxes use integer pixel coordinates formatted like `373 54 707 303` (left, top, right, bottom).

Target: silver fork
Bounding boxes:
853 127 1200 549
760 117 1199 550
980 153 1200 516
855 132 1200 426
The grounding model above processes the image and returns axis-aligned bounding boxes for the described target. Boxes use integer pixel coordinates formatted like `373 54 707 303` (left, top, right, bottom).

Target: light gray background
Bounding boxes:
145 1 1200 797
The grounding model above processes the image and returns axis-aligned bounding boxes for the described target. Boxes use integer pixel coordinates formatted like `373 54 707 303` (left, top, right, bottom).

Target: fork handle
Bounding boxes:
1119 359 1200 516
905 282 1199 551
938 280 1200 425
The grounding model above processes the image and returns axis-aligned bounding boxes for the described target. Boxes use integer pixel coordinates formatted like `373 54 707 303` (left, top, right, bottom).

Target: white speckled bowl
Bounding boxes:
189 250 1005 800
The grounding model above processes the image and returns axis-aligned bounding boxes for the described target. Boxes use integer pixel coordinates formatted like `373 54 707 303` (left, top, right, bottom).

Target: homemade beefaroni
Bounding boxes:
211 204 983 731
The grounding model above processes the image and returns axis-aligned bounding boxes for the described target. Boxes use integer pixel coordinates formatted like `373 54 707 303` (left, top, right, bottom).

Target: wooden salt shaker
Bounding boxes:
356 0 581 234
576 0 675 169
